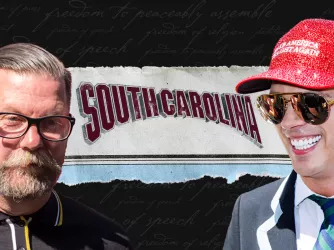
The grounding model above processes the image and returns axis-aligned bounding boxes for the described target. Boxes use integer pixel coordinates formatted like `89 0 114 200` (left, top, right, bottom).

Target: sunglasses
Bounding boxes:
256 92 334 125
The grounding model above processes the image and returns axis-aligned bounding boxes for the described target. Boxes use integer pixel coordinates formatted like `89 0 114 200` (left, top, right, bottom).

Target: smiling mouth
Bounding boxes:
290 135 322 150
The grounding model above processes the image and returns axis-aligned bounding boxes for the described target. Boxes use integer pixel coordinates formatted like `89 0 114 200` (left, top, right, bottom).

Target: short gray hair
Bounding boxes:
0 43 72 105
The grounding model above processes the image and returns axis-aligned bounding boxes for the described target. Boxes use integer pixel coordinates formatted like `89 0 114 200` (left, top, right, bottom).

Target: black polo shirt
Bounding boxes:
0 190 133 250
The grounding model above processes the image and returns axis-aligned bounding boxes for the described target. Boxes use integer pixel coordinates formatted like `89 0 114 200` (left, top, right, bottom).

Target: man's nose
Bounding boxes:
280 103 306 130
19 125 43 151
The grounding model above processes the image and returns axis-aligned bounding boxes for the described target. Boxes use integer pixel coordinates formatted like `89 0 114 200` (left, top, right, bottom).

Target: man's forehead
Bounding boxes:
269 82 334 98
0 70 69 110
0 70 56 82
0 70 63 90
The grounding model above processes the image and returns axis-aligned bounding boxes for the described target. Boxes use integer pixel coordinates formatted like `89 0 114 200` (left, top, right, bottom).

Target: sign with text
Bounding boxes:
65 66 289 165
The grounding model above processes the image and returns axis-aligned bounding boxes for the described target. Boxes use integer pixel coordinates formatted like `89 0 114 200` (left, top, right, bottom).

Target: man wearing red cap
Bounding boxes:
224 18 334 250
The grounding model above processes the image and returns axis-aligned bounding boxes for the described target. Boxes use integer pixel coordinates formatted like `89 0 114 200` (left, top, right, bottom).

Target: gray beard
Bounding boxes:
0 150 61 202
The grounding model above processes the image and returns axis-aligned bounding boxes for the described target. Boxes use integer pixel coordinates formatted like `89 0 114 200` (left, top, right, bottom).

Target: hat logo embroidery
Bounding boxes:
272 39 320 58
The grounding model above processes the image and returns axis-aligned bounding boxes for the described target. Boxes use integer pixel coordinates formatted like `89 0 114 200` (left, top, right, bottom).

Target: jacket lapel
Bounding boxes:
267 170 297 250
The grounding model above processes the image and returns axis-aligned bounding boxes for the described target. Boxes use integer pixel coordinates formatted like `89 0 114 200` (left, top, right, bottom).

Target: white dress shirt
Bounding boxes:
294 174 334 250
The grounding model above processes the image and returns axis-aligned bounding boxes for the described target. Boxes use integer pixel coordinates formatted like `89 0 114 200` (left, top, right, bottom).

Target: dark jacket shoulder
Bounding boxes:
59 193 133 249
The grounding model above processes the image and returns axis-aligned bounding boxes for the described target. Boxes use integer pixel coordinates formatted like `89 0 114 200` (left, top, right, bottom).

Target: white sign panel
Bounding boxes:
65 66 289 165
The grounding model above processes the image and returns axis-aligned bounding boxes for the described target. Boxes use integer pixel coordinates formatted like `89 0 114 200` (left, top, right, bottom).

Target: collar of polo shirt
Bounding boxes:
0 190 63 226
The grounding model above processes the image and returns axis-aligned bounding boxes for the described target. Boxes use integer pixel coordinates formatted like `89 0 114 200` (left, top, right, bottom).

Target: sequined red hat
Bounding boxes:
235 18 334 94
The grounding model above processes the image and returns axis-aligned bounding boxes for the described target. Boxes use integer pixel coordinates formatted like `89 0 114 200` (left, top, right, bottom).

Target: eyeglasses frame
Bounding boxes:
0 112 76 141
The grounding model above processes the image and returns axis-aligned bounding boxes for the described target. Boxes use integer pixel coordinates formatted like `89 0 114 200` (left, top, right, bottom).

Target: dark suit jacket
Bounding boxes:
223 170 298 250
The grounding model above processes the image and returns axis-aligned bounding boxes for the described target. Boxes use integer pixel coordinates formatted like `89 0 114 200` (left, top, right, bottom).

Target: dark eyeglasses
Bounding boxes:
256 92 334 125
0 112 76 141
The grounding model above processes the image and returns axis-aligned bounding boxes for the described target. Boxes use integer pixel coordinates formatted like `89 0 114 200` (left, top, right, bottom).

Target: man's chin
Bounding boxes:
0 176 55 202
2 187 52 202
291 161 324 177
12 192 50 203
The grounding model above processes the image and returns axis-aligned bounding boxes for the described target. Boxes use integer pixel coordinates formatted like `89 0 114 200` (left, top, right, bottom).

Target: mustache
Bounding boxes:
2 150 59 169
0 150 62 201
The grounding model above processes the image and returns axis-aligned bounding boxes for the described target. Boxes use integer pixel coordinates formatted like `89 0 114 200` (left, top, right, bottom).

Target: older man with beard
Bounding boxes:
0 43 133 250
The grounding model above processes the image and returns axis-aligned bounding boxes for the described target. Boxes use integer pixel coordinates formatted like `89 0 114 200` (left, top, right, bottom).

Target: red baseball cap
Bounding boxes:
235 18 334 94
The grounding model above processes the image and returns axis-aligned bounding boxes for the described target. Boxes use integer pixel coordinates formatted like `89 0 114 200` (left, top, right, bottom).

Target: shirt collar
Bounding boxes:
294 174 334 207
0 189 63 226
294 174 314 207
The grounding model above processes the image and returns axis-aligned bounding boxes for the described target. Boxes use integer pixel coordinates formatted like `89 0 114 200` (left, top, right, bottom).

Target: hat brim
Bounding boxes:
235 66 334 94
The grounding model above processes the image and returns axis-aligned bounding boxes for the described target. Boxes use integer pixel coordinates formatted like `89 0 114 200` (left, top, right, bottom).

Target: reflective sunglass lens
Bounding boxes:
257 93 331 125
299 93 329 125
257 95 285 124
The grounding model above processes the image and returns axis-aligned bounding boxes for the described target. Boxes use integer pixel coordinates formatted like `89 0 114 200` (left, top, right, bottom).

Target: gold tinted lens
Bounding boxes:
297 93 329 125
257 94 285 124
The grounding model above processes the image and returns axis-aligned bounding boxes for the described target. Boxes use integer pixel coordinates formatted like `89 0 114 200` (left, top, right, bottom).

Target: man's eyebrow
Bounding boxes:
268 91 287 94
321 92 333 98
0 107 67 116
267 91 333 98
305 91 333 99
44 110 69 116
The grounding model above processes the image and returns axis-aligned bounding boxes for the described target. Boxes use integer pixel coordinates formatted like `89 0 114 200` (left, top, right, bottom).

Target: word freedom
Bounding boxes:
78 82 262 145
